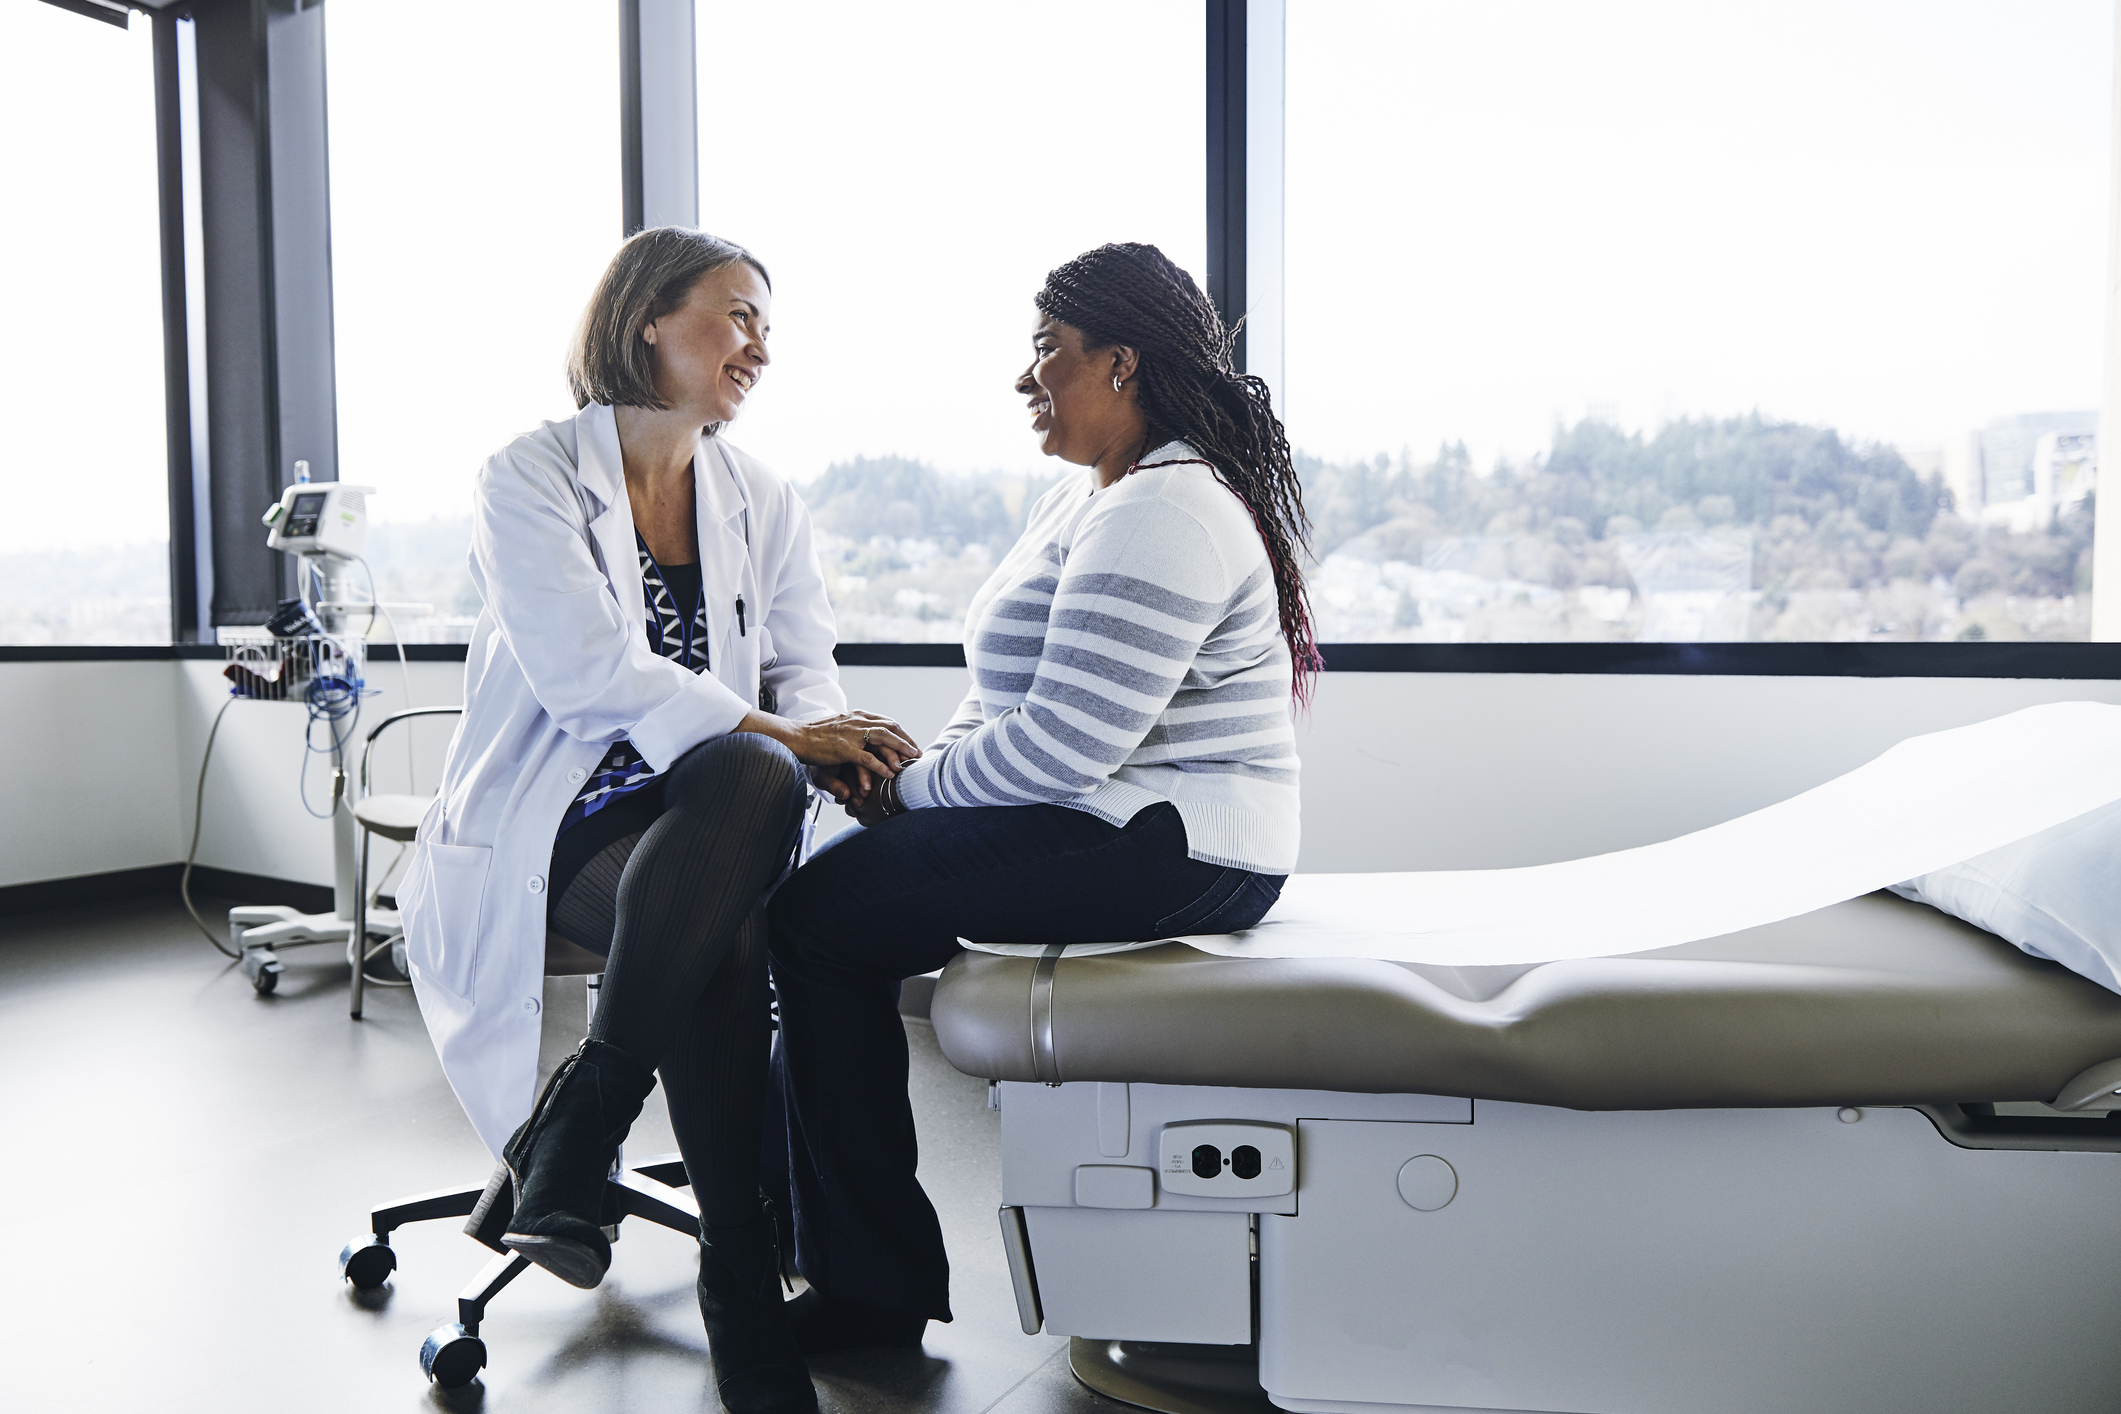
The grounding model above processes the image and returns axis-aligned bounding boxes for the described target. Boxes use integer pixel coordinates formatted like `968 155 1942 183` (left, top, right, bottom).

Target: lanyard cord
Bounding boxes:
636 534 699 666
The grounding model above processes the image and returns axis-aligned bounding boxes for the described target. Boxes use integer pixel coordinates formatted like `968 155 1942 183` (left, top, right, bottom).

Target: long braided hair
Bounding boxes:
1035 242 1323 703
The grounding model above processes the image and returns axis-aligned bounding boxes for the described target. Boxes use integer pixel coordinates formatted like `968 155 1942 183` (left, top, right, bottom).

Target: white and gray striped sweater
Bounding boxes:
894 442 1300 873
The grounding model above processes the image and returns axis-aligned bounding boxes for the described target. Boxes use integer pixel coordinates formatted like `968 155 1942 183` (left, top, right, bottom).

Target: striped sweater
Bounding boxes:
894 441 1300 873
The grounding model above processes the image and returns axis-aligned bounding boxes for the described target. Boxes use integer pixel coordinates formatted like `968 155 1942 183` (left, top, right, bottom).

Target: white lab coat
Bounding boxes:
398 401 845 1157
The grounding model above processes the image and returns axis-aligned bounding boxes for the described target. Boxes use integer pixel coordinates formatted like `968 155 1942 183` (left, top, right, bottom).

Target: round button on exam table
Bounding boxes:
935 891 2121 1414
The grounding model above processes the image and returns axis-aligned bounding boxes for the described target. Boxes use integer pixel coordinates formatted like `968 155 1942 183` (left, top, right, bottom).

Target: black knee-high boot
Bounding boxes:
697 1202 817 1414
499 1037 659 1288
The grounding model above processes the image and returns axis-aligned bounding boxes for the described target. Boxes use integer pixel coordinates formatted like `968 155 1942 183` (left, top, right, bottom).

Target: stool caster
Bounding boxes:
421 1323 486 1388
241 944 283 995
347 933 411 984
338 1237 396 1290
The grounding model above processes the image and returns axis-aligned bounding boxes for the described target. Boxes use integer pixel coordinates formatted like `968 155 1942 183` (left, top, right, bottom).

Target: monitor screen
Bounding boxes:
291 492 327 517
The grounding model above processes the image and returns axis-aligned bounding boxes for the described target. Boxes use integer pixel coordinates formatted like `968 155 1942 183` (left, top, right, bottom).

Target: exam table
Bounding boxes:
932 890 2121 1414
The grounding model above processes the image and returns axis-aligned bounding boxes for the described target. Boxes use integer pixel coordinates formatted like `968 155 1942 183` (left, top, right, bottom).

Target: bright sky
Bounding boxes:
691 1 1206 492
334 0 1204 524
327 1 623 530
1285 0 2115 468
0 5 162 554
0 0 2111 552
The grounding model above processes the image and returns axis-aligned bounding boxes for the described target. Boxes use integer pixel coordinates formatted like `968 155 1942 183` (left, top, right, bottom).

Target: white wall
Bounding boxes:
836 664 2121 873
8 658 2121 890
0 660 183 888
1292 671 2121 872
172 657 466 890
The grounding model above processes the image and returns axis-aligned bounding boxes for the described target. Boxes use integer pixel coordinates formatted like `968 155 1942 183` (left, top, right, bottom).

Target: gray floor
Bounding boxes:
0 895 1117 1414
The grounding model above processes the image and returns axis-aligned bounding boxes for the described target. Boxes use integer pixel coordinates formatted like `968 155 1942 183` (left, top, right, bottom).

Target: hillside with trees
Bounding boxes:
803 455 1061 641
330 415 2094 647
1302 415 2092 642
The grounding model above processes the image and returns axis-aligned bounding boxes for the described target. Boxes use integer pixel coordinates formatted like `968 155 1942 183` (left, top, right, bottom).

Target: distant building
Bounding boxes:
1939 412 2097 527
1940 431 1983 515
1978 411 2096 512
2033 429 2097 512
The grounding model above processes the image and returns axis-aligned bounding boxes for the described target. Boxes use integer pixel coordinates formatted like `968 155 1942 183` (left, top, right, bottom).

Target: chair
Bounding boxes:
350 706 462 1020
338 731 779 1387
337 965 708 1389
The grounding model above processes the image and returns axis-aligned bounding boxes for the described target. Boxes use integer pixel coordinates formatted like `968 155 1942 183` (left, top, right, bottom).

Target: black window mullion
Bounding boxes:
152 12 200 644
1206 0 1247 370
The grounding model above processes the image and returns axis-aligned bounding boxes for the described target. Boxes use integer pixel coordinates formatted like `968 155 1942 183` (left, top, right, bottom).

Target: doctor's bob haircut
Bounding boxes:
567 227 771 411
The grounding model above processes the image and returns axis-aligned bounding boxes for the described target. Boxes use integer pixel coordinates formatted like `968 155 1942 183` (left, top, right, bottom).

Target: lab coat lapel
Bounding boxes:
697 437 752 685
576 404 646 632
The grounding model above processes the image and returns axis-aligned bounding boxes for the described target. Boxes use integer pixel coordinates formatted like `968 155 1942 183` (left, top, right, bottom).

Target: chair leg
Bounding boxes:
340 1181 488 1292
629 1151 691 1188
611 1170 700 1240
370 1182 486 1238
351 829 370 1019
457 1250 534 1335
419 1252 531 1389
348 1165 705 1388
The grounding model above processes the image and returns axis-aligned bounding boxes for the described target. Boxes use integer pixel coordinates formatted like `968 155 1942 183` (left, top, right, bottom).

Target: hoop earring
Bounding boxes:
1113 375 1124 393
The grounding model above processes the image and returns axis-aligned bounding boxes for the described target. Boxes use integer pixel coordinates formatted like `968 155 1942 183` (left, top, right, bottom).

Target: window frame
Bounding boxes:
1243 0 2121 672
103 0 2121 674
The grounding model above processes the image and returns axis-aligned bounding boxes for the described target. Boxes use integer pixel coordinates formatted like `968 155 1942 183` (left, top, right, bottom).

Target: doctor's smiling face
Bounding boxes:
641 261 772 426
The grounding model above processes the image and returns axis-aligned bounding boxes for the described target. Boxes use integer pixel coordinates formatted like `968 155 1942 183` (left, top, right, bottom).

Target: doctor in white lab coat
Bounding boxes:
397 231 917 1289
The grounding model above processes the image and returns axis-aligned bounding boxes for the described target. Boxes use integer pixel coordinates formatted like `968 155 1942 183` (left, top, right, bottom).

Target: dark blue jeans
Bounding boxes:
765 800 1284 1321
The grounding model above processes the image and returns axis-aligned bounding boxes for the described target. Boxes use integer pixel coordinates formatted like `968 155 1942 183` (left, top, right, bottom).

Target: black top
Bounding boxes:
556 545 712 837
657 559 704 630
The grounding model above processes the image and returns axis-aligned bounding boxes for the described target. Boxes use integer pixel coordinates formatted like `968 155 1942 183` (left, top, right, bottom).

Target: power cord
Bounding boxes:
193 554 424 975
356 553 419 792
298 668 362 820
187 688 413 987
289 556 368 820
180 696 240 958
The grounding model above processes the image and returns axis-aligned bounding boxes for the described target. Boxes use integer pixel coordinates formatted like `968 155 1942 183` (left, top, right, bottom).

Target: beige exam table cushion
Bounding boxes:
931 892 2121 1110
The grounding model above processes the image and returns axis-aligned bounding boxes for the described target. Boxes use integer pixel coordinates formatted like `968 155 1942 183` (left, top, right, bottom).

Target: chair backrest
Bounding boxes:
358 705 464 799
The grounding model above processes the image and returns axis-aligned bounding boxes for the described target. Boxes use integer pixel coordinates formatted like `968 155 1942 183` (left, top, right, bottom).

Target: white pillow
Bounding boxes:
1890 796 2121 996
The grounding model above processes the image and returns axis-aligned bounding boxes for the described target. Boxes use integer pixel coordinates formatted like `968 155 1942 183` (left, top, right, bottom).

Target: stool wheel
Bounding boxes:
338 1237 396 1290
420 1323 487 1388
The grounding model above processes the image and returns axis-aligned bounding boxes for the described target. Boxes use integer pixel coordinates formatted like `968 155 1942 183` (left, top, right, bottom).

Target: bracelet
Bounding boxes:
879 774 907 817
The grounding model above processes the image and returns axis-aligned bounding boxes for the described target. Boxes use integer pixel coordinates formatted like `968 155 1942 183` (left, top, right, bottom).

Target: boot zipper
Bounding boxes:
760 1196 795 1294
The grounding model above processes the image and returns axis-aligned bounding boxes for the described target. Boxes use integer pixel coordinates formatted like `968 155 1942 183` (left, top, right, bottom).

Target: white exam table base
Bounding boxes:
996 1080 2121 1414
954 896 2121 1414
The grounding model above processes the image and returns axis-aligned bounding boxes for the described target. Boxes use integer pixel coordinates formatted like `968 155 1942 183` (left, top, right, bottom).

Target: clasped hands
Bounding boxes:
744 708 920 826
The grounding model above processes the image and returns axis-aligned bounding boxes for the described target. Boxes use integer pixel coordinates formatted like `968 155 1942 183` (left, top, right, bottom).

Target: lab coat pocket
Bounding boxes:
404 842 491 1003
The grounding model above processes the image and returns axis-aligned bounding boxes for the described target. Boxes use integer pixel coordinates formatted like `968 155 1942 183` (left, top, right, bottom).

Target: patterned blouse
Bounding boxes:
555 534 711 835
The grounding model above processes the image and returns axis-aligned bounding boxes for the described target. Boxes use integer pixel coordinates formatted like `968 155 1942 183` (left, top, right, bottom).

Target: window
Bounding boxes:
696 0 1207 641
327 0 622 642
0 7 168 645
1285 0 2113 645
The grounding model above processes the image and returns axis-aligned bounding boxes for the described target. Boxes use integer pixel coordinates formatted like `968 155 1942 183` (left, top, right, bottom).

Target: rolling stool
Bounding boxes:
349 706 461 1019
337 960 707 1388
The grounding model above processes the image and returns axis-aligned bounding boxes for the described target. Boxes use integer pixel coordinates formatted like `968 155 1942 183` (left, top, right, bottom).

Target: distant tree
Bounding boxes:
1297 412 1991 602
802 455 1056 554
1953 559 2003 599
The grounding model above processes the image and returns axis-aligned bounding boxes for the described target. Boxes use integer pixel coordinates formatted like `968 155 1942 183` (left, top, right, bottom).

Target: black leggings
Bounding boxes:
546 732 810 1227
